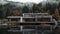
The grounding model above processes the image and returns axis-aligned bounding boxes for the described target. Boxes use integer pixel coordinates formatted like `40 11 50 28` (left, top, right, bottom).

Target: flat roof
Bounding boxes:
22 16 52 18
23 13 48 15
7 15 52 18
23 13 48 14
7 16 22 18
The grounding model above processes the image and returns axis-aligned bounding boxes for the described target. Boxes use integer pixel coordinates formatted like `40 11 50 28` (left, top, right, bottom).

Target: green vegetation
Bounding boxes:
0 2 60 19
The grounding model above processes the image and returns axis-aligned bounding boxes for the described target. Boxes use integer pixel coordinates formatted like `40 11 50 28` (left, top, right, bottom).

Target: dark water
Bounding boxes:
0 27 23 34
0 28 8 34
0 27 60 34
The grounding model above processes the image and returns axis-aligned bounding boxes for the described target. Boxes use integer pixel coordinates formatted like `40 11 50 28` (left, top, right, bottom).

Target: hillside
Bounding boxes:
0 1 60 20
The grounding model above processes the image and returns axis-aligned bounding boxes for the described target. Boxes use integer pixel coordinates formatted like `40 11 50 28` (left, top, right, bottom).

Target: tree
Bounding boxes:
32 4 39 13
12 8 22 16
0 5 7 19
17 9 22 16
29 7 33 13
47 10 50 15
37 3 42 7
58 8 60 15
22 6 29 13
53 8 59 20
46 3 51 9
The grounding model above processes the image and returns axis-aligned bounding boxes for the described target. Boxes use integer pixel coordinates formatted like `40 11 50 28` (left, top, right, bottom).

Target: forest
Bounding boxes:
0 2 60 20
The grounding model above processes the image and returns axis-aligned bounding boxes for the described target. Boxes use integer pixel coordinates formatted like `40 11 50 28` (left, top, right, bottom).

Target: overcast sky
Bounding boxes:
8 0 47 3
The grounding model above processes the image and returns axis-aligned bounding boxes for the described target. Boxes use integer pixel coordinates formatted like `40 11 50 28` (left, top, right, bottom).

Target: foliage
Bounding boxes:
22 6 29 13
0 5 7 19
53 9 59 20
0 2 60 19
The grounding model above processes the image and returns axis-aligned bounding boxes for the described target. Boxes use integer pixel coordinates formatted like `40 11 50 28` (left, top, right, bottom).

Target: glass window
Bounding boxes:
11 18 19 21
23 18 35 22
37 18 50 22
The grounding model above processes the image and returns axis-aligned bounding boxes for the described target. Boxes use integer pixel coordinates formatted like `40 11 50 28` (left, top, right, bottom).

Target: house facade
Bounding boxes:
7 13 57 34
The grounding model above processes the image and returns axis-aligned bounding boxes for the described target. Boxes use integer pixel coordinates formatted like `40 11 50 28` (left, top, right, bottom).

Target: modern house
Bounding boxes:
7 13 57 34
